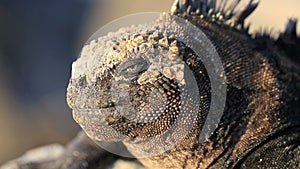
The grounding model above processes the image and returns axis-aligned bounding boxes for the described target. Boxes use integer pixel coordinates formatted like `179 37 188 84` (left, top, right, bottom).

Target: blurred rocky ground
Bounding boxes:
0 0 299 165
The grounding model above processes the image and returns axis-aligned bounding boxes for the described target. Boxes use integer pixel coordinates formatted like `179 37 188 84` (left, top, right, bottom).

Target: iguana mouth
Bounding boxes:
72 107 127 141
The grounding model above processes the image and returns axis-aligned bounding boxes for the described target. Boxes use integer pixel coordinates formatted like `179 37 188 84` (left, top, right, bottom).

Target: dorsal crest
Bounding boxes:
171 0 260 33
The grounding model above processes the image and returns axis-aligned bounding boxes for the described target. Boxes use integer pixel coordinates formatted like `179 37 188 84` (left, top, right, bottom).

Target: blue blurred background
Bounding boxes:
0 0 299 164
0 0 92 163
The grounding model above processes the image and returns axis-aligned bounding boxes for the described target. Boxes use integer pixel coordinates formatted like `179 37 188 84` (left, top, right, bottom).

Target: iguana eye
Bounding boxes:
117 58 149 78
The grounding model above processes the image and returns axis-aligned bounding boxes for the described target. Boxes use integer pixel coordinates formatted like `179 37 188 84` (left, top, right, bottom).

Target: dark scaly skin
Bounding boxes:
1 0 299 169
163 15 300 169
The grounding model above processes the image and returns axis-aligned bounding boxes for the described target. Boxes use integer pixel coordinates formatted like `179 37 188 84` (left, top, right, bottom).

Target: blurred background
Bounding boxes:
0 0 299 164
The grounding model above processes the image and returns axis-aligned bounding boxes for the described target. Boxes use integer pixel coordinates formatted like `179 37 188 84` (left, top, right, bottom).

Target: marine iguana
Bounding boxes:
1 0 299 169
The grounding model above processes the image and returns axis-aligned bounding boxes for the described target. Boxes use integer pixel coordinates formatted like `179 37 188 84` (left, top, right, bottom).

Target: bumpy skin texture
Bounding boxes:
2 1 299 169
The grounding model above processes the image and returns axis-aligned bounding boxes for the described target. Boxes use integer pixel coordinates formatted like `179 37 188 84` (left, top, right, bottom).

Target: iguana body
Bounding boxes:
1 0 299 169
67 0 300 168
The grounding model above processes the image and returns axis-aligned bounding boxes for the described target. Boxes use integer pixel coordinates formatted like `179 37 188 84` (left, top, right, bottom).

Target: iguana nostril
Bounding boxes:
99 101 115 109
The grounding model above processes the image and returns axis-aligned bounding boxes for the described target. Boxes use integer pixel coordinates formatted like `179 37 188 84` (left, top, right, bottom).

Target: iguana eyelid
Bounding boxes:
117 58 150 78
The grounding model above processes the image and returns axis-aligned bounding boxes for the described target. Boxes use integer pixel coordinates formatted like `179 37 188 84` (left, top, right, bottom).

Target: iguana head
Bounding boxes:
66 14 213 156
